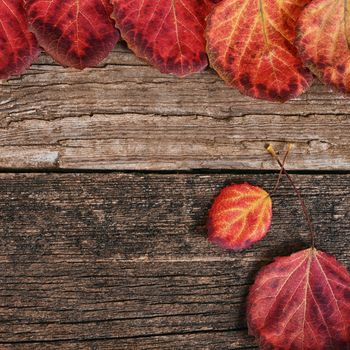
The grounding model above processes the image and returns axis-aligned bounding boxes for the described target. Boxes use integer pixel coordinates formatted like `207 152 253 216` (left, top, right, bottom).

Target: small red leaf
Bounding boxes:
206 0 313 102
248 248 350 349
0 0 40 80
25 0 120 69
296 0 350 94
208 183 272 250
110 0 211 76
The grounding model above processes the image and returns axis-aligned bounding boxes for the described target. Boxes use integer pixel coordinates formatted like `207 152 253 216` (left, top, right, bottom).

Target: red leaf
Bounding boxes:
206 0 313 102
248 248 350 349
110 0 211 76
25 0 120 69
296 0 350 95
0 0 40 80
208 183 272 250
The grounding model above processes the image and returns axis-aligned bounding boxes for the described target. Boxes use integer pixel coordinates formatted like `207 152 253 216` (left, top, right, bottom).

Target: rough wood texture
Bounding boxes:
0 44 350 170
0 173 349 349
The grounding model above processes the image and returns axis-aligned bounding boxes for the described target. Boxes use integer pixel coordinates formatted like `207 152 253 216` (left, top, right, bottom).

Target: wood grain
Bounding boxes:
0 44 350 170
0 173 349 349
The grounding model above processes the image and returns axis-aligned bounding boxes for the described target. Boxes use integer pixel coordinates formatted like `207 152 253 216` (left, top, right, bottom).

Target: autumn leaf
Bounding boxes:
248 248 350 349
25 0 120 69
0 0 40 80
296 0 350 94
206 0 313 102
208 183 272 250
110 0 211 76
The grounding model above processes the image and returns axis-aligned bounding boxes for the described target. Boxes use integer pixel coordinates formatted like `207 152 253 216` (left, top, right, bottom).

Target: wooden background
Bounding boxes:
0 44 349 349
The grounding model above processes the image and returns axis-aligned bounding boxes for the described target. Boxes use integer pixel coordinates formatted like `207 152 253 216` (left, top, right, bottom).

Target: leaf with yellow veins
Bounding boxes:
111 0 212 77
208 183 272 250
296 0 350 95
206 0 313 102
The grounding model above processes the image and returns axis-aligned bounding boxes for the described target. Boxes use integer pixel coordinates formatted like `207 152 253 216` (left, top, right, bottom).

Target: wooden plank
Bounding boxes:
0 173 349 349
0 44 350 170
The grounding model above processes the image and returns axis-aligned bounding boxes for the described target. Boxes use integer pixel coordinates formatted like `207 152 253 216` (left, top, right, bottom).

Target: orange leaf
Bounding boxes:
208 183 272 250
296 0 350 94
206 0 313 102
248 248 350 349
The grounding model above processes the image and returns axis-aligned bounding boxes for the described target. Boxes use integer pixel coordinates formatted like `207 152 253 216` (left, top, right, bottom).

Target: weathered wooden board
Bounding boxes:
0 44 349 170
0 173 349 349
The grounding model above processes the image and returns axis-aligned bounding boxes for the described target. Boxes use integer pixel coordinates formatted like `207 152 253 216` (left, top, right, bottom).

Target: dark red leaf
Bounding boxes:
25 0 120 69
111 0 211 76
248 248 350 349
208 183 272 250
0 0 40 79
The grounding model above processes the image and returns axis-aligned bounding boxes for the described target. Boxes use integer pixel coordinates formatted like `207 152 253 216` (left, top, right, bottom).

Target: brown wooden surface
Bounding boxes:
1 44 350 349
0 44 349 170
0 173 349 349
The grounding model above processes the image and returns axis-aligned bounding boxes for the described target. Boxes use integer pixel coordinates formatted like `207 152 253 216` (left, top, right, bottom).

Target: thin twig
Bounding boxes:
272 144 291 193
266 144 316 247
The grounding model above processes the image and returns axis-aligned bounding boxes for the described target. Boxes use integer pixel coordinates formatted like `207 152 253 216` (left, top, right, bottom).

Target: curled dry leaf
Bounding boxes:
25 0 120 69
208 183 272 250
111 0 211 76
248 248 350 349
206 0 313 102
296 0 350 94
0 0 40 80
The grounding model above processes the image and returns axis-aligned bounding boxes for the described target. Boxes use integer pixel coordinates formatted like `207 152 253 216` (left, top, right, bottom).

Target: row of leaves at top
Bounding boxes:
0 0 346 102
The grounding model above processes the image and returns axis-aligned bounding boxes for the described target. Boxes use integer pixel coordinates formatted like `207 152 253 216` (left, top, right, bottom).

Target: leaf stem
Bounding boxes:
271 144 291 192
266 144 316 247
